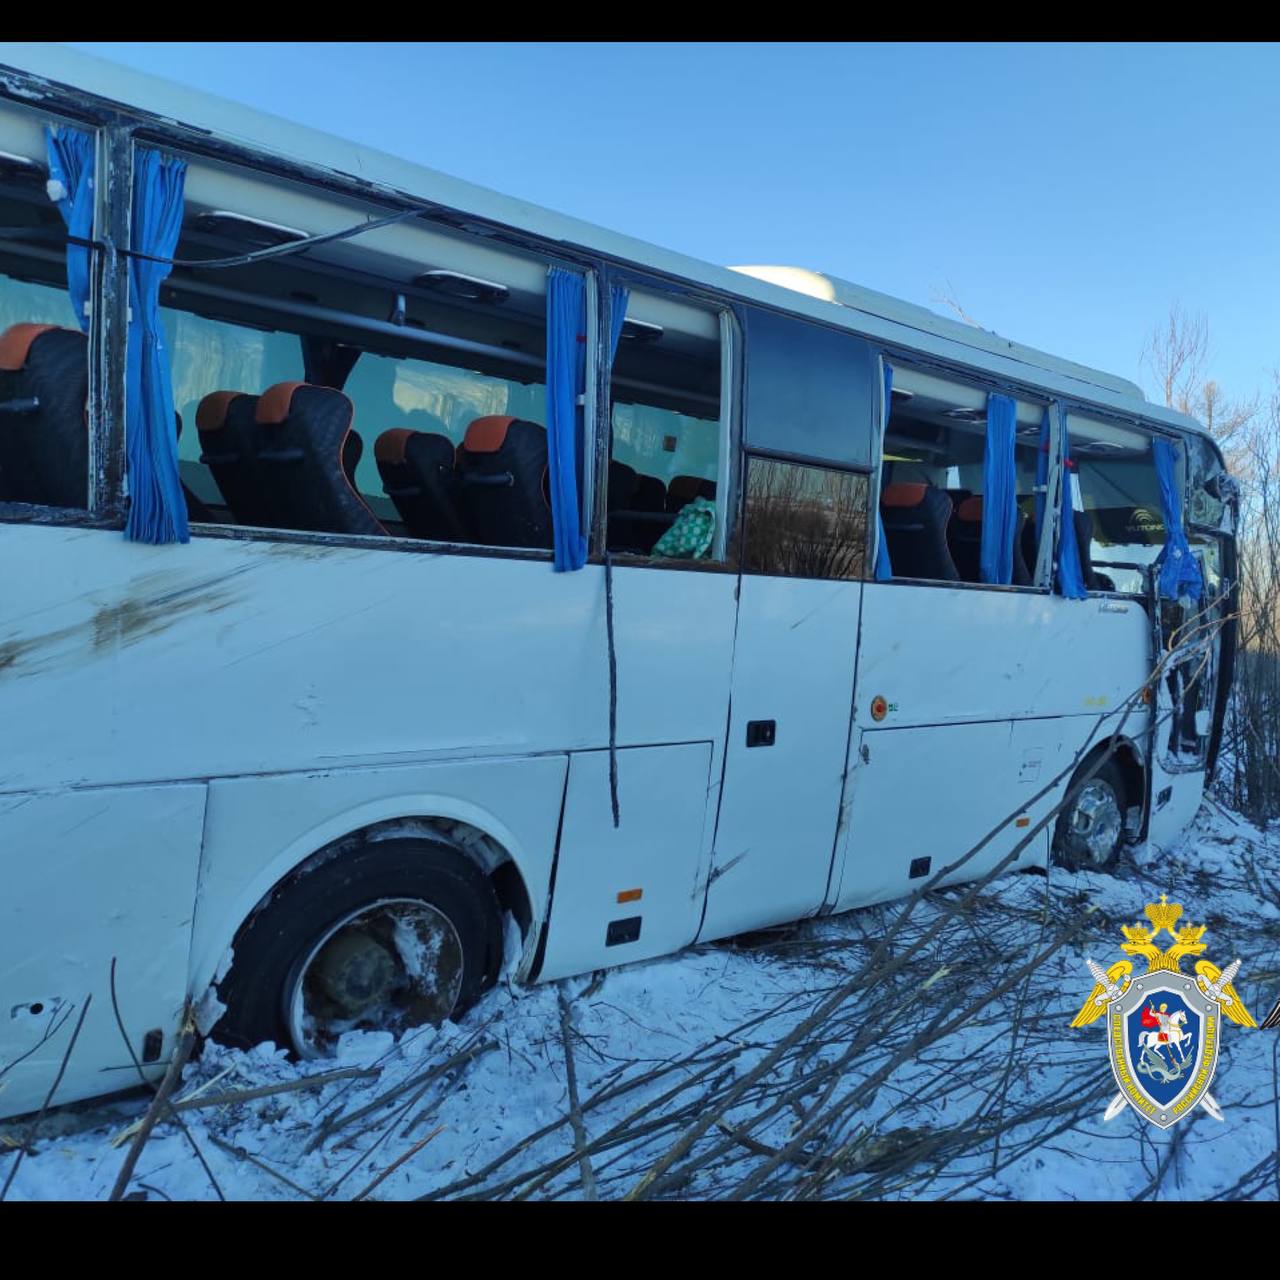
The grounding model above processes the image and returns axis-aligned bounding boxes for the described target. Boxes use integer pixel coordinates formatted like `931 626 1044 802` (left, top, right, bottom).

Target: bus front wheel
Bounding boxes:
1052 758 1127 872
213 838 503 1059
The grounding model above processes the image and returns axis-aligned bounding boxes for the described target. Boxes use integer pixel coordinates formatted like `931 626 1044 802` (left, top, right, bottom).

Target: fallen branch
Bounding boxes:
109 1006 198 1202
559 985 598 1201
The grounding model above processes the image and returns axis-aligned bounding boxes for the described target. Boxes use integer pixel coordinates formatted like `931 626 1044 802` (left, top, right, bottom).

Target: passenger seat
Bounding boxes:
634 472 667 514
1073 509 1115 592
455 415 552 549
251 381 385 537
196 390 275 528
666 474 716 513
0 322 88 508
879 482 960 581
375 427 471 542
947 495 1032 585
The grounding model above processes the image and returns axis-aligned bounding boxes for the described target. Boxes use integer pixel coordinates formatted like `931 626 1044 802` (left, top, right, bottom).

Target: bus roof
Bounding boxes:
0 42 1213 443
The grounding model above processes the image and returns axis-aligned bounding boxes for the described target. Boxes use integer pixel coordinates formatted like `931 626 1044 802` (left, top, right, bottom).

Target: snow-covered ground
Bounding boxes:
4 800 1279 1201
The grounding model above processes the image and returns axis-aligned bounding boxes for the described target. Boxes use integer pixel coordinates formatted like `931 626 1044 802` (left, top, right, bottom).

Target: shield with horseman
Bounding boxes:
1108 971 1219 1129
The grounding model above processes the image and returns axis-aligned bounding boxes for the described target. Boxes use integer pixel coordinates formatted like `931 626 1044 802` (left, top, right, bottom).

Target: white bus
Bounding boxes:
0 45 1238 1120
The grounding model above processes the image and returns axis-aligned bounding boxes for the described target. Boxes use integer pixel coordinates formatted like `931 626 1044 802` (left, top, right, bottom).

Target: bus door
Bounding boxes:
699 564 864 940
699 306 883 941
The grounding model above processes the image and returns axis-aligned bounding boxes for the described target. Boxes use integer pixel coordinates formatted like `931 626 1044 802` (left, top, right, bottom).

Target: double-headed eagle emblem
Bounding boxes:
1071 895 1257 1127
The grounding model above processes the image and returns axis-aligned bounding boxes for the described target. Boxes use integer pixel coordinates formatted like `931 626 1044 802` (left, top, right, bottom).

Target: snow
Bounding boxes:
3 800 1278 1201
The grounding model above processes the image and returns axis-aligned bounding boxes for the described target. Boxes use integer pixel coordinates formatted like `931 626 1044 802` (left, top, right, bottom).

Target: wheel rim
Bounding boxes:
1069 780 1123 866
285 897 465 1059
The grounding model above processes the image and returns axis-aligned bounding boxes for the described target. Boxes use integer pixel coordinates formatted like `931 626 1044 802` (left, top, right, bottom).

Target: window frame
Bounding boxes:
0 95 131 532
871 351 1055 595
136 133 602 562
591 264 740 572
1060 399 1190 600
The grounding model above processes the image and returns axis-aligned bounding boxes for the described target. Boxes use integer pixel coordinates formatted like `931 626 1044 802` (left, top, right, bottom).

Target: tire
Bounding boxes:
213 837 503 1058
1052 758 1127 871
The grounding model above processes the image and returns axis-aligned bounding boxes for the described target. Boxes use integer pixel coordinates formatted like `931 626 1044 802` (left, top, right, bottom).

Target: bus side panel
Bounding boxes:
0 527 737 797
537 743 713 983
832 717 1079 910
0 783 205 1121
850 584 1151 730
832 583 1152 904
187 753 570 998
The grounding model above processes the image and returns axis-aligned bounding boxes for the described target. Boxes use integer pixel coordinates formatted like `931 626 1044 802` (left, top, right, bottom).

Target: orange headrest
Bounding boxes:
195 390 247 433
956 495 983 522
255 381 310 425
462 415 516 454
880 482 928 509
0 323 60 371
374 428 414 466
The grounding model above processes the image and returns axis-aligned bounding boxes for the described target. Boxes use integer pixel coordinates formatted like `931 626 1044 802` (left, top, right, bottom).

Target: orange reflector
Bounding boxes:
617 888 643 904
1015 816 1031 828
870 695 888 722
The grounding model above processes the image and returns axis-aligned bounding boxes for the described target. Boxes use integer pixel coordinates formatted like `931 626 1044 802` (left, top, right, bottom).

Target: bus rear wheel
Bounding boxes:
1053 759 1127 872
214 838 503 1058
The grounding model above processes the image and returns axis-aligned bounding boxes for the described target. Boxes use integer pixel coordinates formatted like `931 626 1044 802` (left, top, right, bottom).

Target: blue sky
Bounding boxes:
73 41 1280 404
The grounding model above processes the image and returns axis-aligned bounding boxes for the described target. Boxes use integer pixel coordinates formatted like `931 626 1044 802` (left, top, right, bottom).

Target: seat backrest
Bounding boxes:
196 389 279 527
605 459 677 554
608 459 637 513
948 495 1033 586
880 482 960 581
0 323 88 508
666 474 716 513
456 415 551 549
633 472 667 513
250 381 385 537
375 427 471 542
1073 509 1114 591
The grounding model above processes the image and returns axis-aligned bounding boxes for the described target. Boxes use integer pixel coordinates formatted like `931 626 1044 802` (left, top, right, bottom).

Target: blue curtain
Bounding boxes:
980 393 1018 584
545 268 588 571
126 147 190 544
45 125 95 334
873 362 894 581
1153 438 1204 602
1056 418 1088 600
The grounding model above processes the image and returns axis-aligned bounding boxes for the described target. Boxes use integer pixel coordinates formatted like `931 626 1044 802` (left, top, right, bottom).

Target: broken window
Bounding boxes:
878 365 1045 586
0 102 92 512
606 289 726 560
1068 414 1164 594
160 152 559 549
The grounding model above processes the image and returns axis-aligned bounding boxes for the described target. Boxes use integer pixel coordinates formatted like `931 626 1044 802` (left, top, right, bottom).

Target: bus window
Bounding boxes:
163 154 553 548
606 289 724 560
879 366 1044 586
0 104 91 512
741 457 869 580
1068 415 1164 594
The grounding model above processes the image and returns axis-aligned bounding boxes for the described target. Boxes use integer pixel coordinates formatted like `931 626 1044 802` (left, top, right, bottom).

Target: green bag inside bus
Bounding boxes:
652 495 716 559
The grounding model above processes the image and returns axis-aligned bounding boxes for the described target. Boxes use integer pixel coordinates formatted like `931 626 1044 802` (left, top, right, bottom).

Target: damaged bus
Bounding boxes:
0 45 1237 1119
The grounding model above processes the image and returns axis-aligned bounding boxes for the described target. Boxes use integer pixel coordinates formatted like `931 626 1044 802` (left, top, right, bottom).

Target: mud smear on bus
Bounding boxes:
0 566 255 679
259 539 354 563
